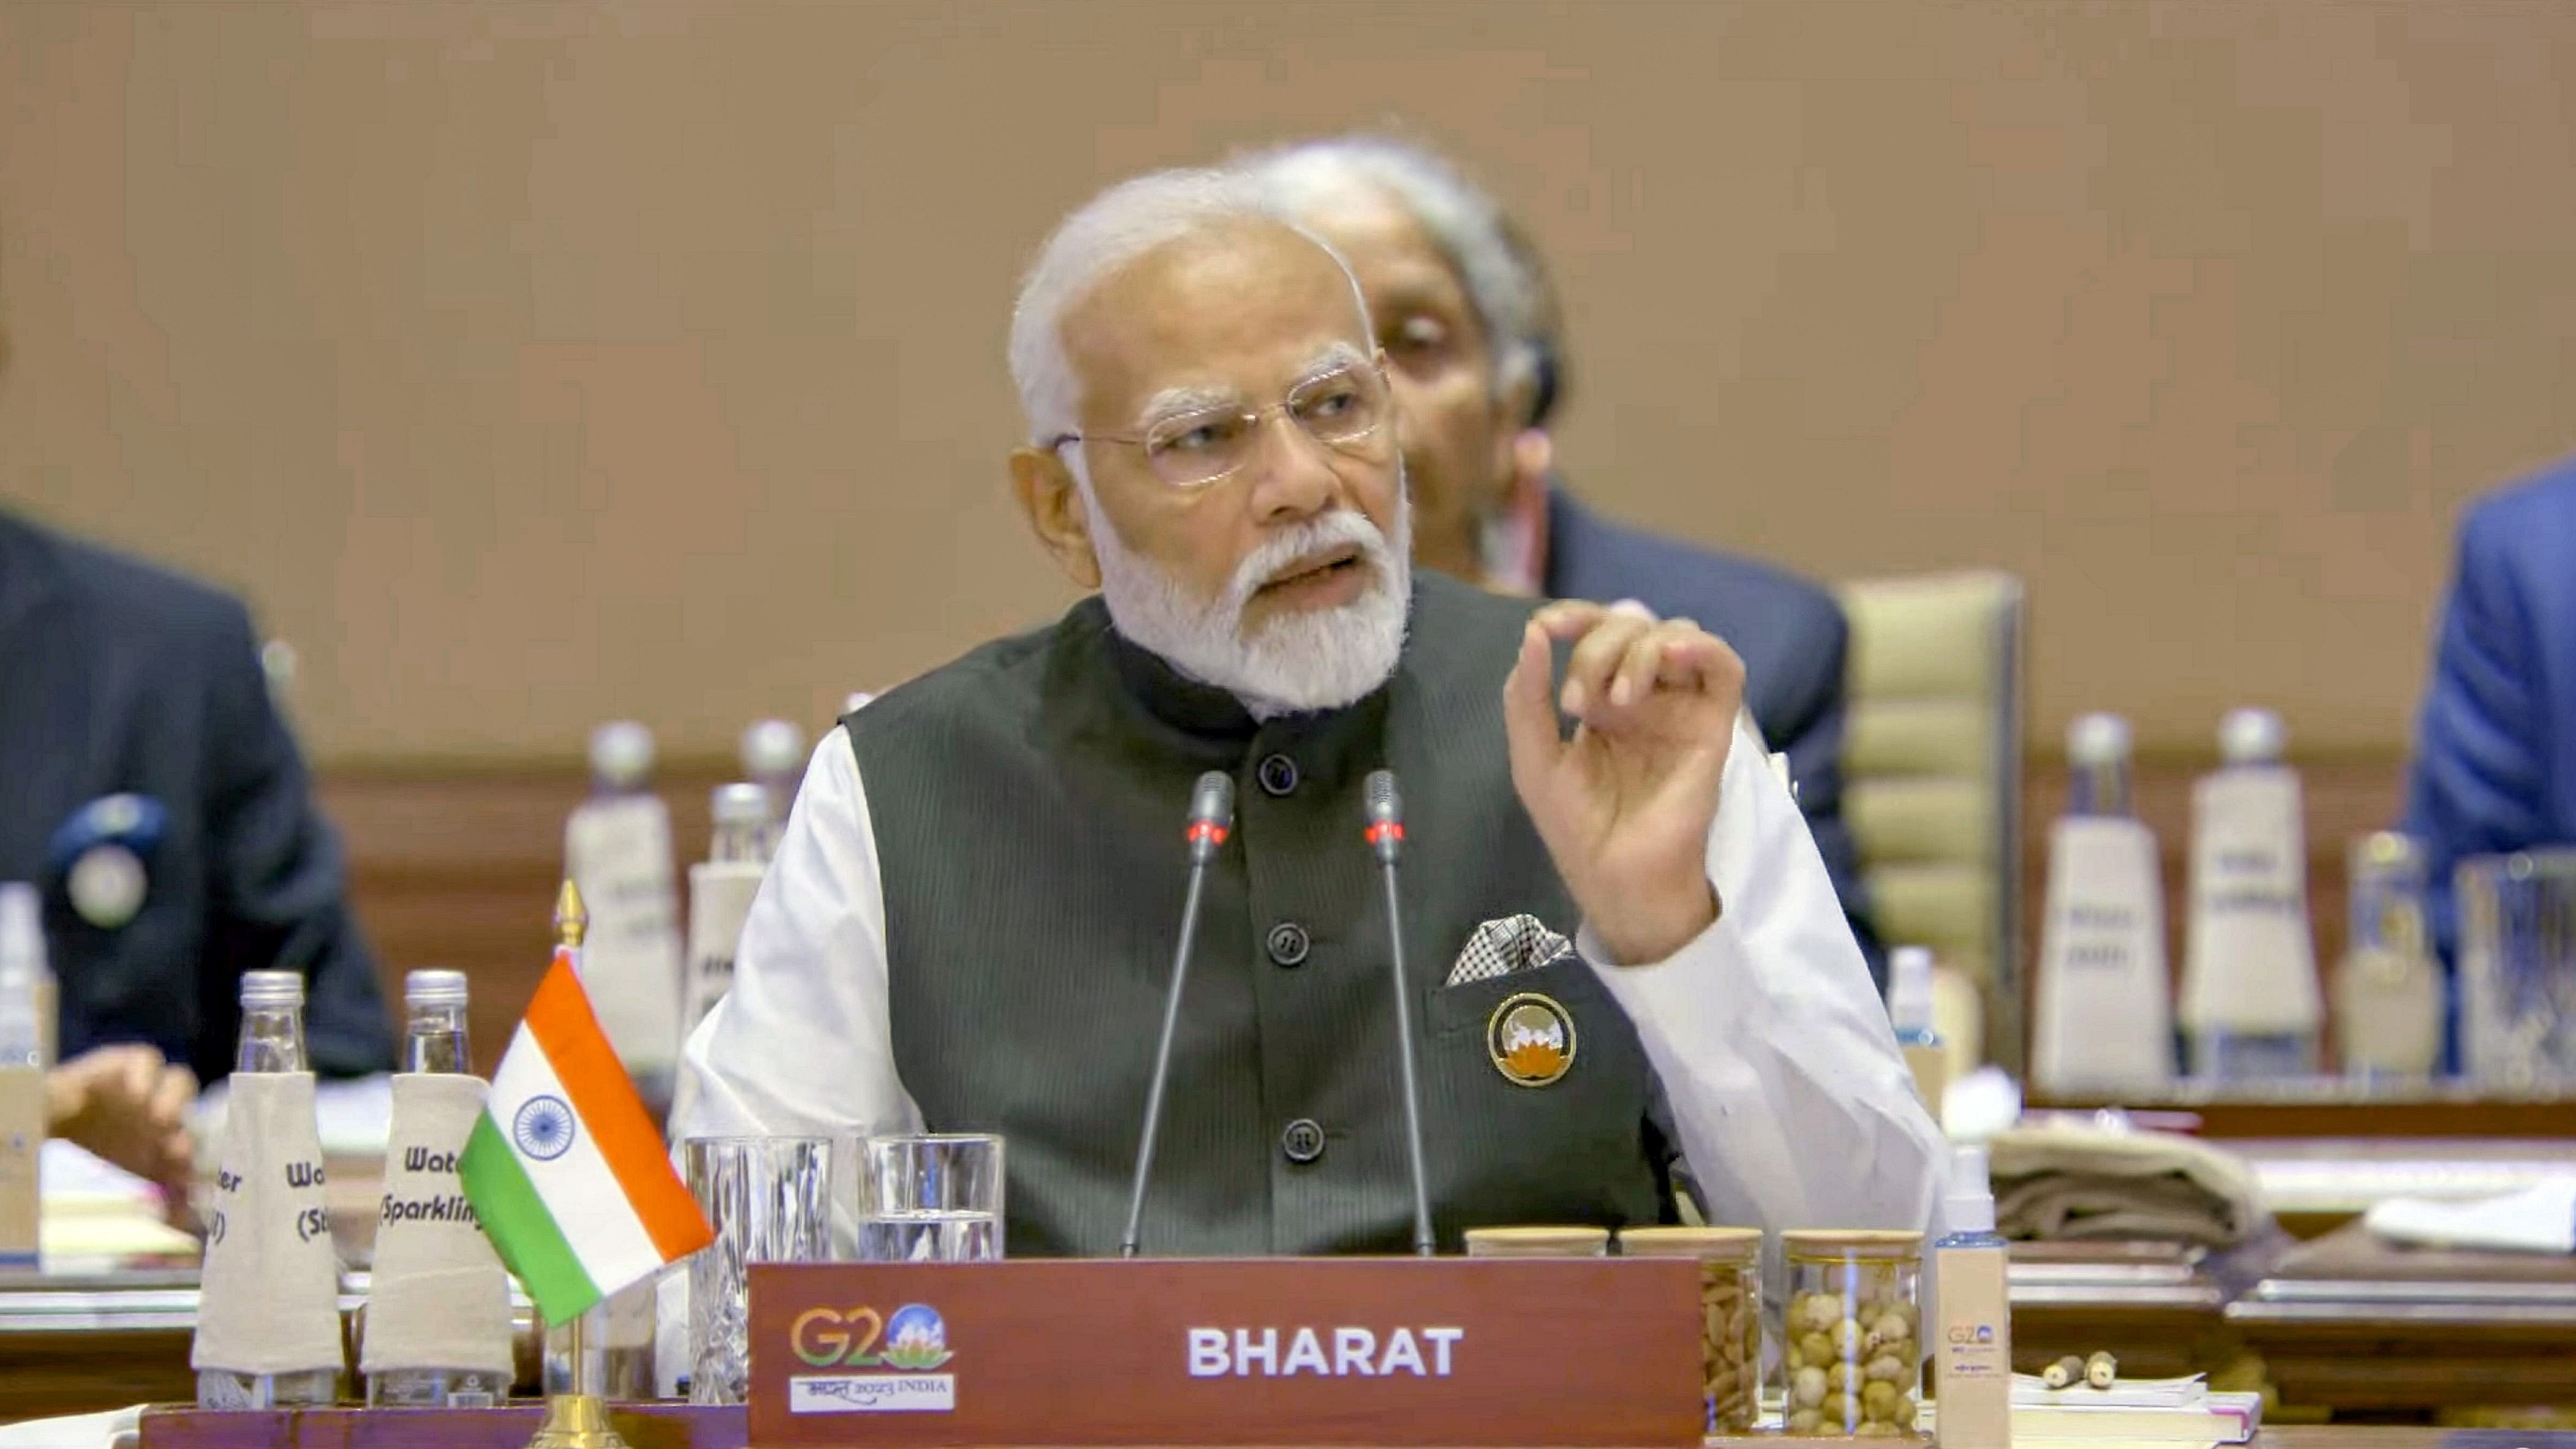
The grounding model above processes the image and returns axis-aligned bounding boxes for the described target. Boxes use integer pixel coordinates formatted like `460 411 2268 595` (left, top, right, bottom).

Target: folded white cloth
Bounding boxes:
1989 1118 2265 1248
2364 1174 2576 1254
0 1406 141 1449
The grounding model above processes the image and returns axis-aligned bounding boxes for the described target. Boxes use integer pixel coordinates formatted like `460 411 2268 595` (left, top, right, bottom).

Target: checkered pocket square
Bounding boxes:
1445 913 1576 987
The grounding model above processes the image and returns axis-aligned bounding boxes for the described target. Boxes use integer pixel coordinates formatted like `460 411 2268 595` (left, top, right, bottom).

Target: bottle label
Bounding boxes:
191 1072 344 1377
2183 769 2322 1034
362 1074 514 1376
2034 816 2173 1091
0 1067 42 1265
567 797 685 1074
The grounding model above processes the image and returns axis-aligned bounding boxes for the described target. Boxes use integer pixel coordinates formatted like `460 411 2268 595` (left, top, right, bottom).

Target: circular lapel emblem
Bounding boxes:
67 844 148 929
1486 993 1576 1087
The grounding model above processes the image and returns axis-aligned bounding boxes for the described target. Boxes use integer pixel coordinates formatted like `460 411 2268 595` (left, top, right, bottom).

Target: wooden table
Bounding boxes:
118 1410 2501 1449
2232 1222 2576 1415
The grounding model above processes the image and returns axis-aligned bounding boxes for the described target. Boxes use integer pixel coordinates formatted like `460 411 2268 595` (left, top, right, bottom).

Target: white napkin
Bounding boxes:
359 1074 514 1375
2364 1175 2576 1254
189 1072 344 1376
0 1406 142 1449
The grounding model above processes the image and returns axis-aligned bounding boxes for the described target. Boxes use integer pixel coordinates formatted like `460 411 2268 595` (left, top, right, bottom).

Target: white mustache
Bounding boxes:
1224 512 1391 616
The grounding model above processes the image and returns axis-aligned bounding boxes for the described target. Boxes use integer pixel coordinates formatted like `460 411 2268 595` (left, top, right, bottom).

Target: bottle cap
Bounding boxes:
1887 945 1937 1035
405 968 469 1009
2354 830 2423 874
741 719 806 779
240 969 305 1010
1945 1142 1997 1234
589 720 656 788
2067 712 2133 767
0 882 42 977
844 691 876 715
2218 707 2286 765
712 782 772 825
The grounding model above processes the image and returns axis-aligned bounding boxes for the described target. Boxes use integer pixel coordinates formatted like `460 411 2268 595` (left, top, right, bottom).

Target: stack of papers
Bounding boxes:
2002 1373 2263 1446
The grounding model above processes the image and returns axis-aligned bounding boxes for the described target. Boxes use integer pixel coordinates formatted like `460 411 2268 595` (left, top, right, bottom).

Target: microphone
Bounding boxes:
1121 770 1233 1258
1364 769 1436 1256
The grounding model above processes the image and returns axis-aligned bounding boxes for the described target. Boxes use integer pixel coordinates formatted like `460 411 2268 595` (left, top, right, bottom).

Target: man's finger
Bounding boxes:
149 1061 197 1127
1501 620 1561 795
1606 625 1684 709
1530 598 1610 638
1561 612 1652 717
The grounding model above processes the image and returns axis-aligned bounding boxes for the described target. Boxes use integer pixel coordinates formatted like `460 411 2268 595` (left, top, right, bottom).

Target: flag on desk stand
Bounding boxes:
461 880 713 1327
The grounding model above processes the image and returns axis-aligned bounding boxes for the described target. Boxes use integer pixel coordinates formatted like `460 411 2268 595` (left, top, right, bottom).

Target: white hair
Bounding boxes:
1006 166 1368 448
1241 135 1545 401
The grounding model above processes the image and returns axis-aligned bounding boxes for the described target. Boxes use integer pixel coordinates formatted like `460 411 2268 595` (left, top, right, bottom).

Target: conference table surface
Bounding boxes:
114 1409 2555 1449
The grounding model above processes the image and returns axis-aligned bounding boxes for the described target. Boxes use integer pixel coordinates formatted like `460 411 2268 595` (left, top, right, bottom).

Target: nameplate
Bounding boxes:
747 1257 1704 1447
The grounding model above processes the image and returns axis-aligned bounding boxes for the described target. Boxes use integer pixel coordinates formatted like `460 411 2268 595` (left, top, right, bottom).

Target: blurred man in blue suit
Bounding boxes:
2402 458 2576 968
1 506 394 1192
1249 137 1880 976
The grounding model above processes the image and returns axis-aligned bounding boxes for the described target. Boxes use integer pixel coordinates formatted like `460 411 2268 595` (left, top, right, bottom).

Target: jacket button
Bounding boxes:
1256 753 1300 797
1265 921 1311 968
1280 1118 1326 1164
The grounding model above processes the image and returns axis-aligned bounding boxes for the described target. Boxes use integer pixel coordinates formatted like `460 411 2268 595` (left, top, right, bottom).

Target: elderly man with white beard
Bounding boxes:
672 167 1942 1257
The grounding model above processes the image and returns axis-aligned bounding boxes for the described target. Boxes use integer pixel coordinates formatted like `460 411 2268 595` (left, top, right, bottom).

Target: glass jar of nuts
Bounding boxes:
1779 1230 1924 1437
1618 1226 1761 1433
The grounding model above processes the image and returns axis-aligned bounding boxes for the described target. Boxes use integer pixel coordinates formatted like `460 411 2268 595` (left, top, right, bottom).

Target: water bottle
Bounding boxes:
198 970 339 1409
367 970 509 1407
2335 834 2443 1085
1886 945 1948 1113
1 881 58 1068
0 884 45 1068
0 884 47 1268
739 720 807 862
2181 709 2323 1081
2066 712 2134 818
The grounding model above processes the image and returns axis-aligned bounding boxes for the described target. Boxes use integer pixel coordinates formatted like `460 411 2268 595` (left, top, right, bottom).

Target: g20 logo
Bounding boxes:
791 1303 951 1371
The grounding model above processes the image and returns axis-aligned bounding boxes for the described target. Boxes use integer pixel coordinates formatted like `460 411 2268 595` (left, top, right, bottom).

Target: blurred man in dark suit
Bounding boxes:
0 506 394 1192
2401 457 2576 1011
1248 137 1880 976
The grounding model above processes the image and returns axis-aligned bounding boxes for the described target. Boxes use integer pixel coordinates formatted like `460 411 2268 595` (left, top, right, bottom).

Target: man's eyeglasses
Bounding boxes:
1049 359 1393 489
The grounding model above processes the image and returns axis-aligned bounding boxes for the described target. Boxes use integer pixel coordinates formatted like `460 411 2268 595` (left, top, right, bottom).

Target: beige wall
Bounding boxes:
4 1 2572 764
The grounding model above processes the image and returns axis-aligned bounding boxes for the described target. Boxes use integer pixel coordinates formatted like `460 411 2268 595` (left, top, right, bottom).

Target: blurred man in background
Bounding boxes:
1246 137 1880 976
0 504 394 1194
2401 456 2576 966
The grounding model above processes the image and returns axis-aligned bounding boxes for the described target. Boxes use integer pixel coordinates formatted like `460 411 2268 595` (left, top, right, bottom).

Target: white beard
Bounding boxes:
1088 487 1412 719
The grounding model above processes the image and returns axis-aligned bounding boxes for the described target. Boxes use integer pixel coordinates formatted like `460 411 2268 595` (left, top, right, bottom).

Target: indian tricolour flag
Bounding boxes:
461 947 713 1327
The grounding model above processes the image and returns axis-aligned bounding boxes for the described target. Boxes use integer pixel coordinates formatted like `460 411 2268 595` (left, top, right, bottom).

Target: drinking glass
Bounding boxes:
683 1135 835 1404
854 1134 1004 1262
2457 850 2576 1089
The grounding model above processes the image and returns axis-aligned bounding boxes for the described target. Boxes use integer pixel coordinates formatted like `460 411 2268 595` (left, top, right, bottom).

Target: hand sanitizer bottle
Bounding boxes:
1932 1145 2013 1448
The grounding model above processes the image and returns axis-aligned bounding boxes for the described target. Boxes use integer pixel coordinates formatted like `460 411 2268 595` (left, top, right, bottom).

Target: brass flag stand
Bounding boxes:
525 881 631 1449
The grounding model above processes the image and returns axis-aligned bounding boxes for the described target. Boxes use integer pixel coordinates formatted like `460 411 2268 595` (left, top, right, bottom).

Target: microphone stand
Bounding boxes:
1366 770 1437 1257
1121 772 1232 1259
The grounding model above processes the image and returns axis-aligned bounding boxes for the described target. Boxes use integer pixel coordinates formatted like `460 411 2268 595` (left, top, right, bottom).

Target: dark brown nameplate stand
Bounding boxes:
747 1257 1704 1448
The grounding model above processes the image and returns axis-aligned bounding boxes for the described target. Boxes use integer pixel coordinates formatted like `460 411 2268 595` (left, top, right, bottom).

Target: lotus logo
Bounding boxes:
881 1304 952 1371
1485 994 1577 1087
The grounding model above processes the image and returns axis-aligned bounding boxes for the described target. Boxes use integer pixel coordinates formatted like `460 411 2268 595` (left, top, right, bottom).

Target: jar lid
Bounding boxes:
1463 1225 1610 1257
1618 1225 1761 1260
1779 1229 1923 1259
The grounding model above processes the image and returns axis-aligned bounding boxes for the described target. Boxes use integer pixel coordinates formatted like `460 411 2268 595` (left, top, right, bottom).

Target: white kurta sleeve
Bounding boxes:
672 725 922 1148
1578 717 1945 1238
